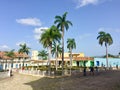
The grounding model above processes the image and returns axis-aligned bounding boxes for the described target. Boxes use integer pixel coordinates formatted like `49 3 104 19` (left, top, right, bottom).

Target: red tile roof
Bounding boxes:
0 51 29 60
57 57 94 61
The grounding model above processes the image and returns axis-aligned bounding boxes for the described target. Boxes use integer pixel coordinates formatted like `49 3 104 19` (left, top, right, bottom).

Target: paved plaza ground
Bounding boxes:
0 70 120 90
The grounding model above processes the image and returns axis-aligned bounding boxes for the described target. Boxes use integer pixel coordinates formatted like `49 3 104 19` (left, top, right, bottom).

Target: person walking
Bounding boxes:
90 66 94 76
83 67 86 76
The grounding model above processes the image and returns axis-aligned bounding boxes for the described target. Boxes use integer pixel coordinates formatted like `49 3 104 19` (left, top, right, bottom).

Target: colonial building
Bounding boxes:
0 51 94 71
57 53 94 67
30 52 94 67
0 51 30 70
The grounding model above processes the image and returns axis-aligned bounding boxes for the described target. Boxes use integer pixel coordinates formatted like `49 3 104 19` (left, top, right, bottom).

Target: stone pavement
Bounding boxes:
0 72 42 90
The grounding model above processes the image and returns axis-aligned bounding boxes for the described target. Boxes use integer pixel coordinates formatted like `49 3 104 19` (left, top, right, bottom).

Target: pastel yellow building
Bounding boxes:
58 52 94 67
63 53 84 58
31 50 39 60
30 51 94 67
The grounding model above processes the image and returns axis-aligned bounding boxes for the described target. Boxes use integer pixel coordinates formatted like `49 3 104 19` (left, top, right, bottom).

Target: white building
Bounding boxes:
0 51 30 70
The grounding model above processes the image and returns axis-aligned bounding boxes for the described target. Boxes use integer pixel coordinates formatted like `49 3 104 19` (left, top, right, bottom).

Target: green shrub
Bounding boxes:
54 70 62 75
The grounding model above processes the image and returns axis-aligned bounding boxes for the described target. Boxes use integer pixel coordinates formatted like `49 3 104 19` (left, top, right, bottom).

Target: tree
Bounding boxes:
97 31 113 68
67 38 76 75
5 49 15 69
103 53 116 58
54 12 72 75
18 43 30 68
52 43 62 70
38 50 48 60
39 25 61 75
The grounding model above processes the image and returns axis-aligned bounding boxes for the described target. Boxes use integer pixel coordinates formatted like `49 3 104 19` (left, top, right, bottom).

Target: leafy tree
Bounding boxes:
67 38 76 75
52 43 62 70
38 50 48 60
103 54 116 58
18 43 30 67
97 31 113 68
54 12 72 75
39 25 61 75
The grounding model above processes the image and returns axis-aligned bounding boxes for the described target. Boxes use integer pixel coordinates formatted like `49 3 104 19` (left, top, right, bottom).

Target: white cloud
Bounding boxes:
33 27 48 40
16 18 42 26
98 27 120 33
0 45 10 51
79 33 92 40
16 41 30 46
75 0 98 8
74 0 110 8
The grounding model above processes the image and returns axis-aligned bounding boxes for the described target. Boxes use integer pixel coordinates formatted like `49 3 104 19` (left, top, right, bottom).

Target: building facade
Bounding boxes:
31 50 39 60
0 51 30 70
94 58 120 67
56 53 94 67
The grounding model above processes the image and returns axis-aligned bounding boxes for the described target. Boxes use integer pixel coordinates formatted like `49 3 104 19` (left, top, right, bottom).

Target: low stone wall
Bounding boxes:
0 71 10 78
18 69 70 76
19 70 49 77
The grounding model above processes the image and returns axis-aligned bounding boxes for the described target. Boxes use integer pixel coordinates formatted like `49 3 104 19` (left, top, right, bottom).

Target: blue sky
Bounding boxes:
0 0 120 56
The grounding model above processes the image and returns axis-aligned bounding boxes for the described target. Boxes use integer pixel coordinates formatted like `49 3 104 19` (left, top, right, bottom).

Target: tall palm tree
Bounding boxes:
54 12 72 75
38 50 48 60
52 43 62 70
18 43 30 68
39 25 61 75
67 38 76 75
5 49 15 69
97 31 113 68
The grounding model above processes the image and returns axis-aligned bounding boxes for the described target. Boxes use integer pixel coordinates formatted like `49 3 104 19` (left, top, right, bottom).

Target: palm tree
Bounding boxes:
5 49 15 69
39 25 61 75
18 43 30 68
97 31 113 68
38 50 48 60
52 43 62 70
54 12 72 75
67 38 76 75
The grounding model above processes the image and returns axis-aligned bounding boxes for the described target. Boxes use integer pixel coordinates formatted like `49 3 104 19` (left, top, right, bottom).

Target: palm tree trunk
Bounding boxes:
23 59 24 67
21 55 24 70
106 44 108 69
5 59 7 71
55 44 58 71
62 26 64 76
48 45 51 76
70 48 72 75
11 59 13 68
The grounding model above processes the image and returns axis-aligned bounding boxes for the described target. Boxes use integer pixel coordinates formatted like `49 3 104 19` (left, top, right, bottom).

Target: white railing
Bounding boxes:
19 70 48 77
18 69 71 77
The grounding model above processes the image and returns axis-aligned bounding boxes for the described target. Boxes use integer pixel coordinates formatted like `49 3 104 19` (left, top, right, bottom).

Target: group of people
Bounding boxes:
83 66 98 76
